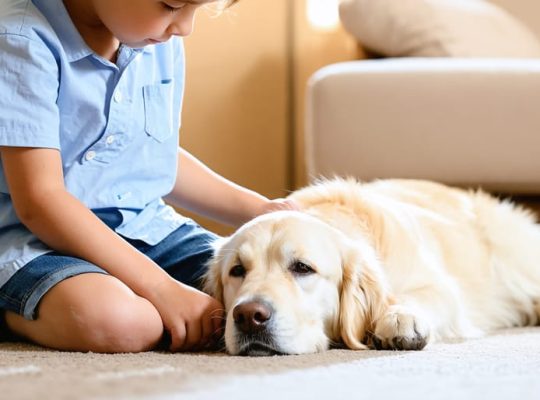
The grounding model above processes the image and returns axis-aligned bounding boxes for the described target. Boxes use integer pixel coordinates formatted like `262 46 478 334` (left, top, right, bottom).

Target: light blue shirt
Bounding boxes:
0 0 188 287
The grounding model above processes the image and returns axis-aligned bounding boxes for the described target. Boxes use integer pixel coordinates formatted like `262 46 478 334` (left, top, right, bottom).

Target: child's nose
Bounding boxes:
167 14 195 37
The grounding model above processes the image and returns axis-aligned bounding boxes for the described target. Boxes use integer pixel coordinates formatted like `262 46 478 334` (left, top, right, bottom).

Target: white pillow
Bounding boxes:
339 0 540 58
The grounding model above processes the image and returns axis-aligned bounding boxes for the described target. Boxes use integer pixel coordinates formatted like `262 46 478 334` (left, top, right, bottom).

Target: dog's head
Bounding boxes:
204 211 389 356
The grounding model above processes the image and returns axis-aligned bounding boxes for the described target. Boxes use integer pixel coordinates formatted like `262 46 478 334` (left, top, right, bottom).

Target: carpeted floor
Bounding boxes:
1 327 539 400
2 198 539 400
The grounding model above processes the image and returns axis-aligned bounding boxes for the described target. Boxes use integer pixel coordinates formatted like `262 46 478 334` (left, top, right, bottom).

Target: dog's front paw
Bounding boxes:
372 305 430 351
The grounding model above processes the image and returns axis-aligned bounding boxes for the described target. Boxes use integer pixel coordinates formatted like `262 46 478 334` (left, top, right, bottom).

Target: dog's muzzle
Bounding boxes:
233 299 273 334
232 299 282 356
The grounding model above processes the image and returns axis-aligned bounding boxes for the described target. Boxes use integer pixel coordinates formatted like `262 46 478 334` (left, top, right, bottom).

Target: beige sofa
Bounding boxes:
305 0 540 194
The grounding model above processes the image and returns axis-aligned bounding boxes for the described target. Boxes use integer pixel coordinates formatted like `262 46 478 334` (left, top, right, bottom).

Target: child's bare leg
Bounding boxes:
4 273 164 353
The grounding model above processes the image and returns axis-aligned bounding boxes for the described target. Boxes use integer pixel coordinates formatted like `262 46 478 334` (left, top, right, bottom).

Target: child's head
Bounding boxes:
92 0 239 48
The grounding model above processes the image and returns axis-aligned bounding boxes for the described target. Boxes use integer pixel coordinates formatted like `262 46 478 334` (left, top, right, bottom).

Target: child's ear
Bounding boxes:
338 243 390 349
202 238 227 302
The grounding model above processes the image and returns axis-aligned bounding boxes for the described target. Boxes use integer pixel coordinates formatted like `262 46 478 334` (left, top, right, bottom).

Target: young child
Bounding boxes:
0 0 297 353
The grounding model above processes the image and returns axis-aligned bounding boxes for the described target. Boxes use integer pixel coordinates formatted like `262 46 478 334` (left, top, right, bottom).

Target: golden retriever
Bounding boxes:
204 178 540 356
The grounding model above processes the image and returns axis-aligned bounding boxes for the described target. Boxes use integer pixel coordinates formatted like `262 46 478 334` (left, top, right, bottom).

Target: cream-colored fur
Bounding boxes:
204 178 540 355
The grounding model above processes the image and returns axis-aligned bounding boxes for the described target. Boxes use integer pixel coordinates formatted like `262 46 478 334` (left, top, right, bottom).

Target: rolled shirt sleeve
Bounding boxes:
0 33 60 149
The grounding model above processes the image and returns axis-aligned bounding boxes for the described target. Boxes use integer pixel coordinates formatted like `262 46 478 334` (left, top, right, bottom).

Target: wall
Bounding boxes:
490 0 540 39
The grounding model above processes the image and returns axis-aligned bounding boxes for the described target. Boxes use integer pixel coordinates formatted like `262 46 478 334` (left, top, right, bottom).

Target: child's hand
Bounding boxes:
150 279 224 352
258 198 301 216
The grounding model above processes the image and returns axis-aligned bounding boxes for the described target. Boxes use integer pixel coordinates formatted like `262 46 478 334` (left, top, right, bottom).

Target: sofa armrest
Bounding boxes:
305 58 540 194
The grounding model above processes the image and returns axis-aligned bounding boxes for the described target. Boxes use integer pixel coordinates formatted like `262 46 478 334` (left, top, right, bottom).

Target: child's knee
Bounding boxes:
80 296 163 353
29 274 164 353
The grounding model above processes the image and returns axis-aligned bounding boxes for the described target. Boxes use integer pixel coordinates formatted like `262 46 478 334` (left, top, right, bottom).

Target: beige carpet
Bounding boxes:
1 327 539 400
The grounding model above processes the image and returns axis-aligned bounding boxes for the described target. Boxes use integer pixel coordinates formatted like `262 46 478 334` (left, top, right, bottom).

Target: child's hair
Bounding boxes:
225 0 239 7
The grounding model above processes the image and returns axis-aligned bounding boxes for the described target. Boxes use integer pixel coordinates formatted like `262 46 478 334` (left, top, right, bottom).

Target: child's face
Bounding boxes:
92 0 216 48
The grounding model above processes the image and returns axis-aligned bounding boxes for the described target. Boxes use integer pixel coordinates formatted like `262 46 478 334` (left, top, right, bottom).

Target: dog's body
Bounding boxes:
205 179 540 355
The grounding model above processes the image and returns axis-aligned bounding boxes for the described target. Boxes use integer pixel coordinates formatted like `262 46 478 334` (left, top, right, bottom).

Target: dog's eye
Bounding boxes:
229 264 246 278
290 261 315 275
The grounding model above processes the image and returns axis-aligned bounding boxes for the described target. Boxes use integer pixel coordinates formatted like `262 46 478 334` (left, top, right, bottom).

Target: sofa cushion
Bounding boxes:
339 0 540 58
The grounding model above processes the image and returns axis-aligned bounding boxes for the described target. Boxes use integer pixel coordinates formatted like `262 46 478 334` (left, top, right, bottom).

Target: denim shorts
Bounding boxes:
0 210 219 321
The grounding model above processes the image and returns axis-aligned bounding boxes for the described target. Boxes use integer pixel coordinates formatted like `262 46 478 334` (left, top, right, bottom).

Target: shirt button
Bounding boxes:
85 151 96 161
113 90 123 103
106 135 116 145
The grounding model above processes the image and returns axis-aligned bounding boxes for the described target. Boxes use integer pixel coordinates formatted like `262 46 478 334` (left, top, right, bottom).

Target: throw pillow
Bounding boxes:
339 0 540 58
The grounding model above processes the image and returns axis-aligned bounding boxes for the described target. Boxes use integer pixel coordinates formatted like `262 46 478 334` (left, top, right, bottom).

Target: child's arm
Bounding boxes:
0 146 223 351
164 148 299 226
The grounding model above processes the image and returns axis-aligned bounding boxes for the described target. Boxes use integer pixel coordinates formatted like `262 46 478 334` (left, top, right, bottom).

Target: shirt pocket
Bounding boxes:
142 82 174 143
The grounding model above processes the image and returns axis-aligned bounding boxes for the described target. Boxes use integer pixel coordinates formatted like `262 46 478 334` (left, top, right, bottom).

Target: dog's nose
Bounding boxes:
233 301 273 334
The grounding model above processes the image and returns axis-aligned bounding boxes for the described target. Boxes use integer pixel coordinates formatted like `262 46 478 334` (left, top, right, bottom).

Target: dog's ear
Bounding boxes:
202 238 227 302
338 243 389 349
